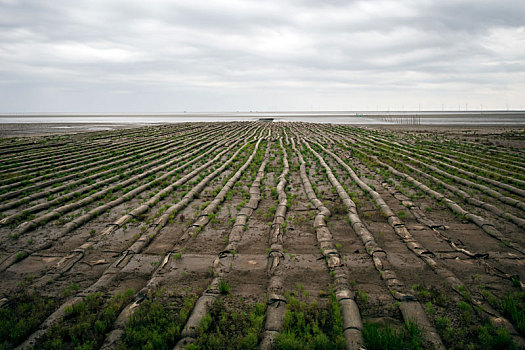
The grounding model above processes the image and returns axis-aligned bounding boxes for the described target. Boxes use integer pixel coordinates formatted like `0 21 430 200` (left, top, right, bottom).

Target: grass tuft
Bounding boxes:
187 298 265 350
275 288 345 350
363 321 422 350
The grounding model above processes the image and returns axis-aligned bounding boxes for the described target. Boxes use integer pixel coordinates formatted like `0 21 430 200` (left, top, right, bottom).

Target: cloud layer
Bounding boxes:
1 0 524 112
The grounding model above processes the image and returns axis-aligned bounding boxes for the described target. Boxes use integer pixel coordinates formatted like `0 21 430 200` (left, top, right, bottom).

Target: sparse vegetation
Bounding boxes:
119 291 196 350
0 122 523 350
0 291 56 349
276 289 345 350
38 289 135 349
363 321 422 350
187 298 265 350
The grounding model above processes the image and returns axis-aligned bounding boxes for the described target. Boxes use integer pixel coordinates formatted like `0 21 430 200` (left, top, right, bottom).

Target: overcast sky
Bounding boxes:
1 0 524 113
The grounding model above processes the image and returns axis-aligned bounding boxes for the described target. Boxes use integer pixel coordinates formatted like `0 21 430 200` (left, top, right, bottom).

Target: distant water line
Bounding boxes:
1 111 525 125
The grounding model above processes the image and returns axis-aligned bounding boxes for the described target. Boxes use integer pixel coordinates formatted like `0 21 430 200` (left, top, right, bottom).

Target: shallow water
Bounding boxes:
1 112 524 125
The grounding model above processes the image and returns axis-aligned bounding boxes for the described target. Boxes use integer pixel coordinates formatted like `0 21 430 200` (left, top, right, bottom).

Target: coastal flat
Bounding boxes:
0 121 524 349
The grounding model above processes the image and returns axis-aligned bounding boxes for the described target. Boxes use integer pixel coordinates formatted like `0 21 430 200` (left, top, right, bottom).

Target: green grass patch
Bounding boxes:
500 292 525 336
483 289 525 337
0 291 56 349
187 297 265 350
38 289 134 350
363 321 422 350
218 279 230 295
275 289 345 350
118 292 196 350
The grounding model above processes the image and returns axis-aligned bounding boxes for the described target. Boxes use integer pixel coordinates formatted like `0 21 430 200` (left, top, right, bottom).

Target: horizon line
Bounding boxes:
1 109 525 117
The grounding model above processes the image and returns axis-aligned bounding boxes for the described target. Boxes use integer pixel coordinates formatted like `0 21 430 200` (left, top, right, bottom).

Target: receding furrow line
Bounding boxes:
170 139 268 350
363 134 525 197
380 179 525 291
416 143 525 180
0 138 174 200
0 124 234 200
95 135 265 349
339 133 525 215
282 127 289 145
294 137 364 350
0 122 246 208
0 140 223 271
15 134 259 350
369 156 525 256
424 143 525 174
0 137 160 187
0 123 231 189
259 137 290 350
300 136 445 349
0 132 151 174
0 138 121 174
97 142 248 239
5 138 220 238
0 138 214 222
401 161 525 229
29 139 244 288
334 131 525 225
311 138 525 344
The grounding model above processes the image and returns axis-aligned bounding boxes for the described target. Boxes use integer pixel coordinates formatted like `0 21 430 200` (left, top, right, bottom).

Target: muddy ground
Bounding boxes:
0 122 523 349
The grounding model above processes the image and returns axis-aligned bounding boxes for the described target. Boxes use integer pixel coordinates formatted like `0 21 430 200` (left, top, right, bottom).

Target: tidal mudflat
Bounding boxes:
0 122 524 349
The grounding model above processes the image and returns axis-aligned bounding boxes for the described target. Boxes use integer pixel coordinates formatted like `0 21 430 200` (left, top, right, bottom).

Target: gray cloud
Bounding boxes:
0 0 524 112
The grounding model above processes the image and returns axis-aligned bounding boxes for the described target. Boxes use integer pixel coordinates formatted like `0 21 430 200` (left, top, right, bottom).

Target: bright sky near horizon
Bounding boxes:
1 0 524 113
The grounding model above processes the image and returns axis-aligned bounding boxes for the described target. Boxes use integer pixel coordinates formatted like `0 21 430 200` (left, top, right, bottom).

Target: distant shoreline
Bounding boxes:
1 110 525 118
1 111 524 137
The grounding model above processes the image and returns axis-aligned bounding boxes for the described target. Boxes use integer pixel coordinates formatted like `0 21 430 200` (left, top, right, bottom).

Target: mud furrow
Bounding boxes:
312 138 525 346
259 137 290 350
171 139 269 350
14 132 262 350
301 136 445 349
294 137 364 350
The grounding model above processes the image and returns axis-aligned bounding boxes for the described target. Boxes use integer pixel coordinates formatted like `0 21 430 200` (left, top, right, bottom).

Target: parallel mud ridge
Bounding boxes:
0 122 524 350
